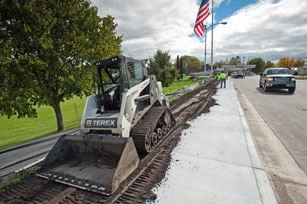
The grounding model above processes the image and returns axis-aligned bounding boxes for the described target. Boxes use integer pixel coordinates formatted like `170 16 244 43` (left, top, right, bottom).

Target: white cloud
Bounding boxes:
214 0 225 8
213 0 307 62
92 0 201 60
91 0 307 63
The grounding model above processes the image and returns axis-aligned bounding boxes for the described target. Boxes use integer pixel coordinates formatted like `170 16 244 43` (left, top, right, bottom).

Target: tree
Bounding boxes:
229 56 241 65
147 50 176 87
0 0 122 131
276 57 295 68
294 58 305 67
248 58 265 73
265 61 275 68
179 57 184 79
222 58 230 65
181 55 202 74
235 56 241 64
214 61 223 68
176 55 180 71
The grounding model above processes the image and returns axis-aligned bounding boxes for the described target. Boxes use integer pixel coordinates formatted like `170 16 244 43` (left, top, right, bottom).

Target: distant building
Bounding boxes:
221 65 256 73
298 66 307 75
189 64 256 76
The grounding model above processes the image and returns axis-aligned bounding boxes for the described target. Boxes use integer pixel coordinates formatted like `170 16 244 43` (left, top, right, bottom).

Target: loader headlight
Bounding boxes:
267 78 273 81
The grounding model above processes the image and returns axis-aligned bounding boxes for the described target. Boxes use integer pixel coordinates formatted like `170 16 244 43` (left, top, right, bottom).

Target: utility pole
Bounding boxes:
243 56 245 70
243 56 245 77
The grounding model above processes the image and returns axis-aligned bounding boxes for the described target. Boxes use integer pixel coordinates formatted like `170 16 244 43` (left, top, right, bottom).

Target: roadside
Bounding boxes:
295 76 307 80
233 80 307 204
151 79 277 204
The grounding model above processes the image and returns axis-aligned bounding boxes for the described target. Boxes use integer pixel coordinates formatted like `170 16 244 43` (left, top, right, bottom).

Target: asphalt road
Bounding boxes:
233 76 307 174
0 128 79 178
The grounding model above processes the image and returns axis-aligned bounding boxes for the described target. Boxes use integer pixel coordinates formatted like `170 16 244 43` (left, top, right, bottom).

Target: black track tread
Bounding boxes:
131 106 175 154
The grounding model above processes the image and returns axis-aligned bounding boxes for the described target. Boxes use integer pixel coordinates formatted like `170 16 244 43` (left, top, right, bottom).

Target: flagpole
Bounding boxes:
204 25 207 72
211 0 214 79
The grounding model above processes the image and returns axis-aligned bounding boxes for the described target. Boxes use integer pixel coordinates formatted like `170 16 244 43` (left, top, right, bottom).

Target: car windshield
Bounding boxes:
267 69 291 75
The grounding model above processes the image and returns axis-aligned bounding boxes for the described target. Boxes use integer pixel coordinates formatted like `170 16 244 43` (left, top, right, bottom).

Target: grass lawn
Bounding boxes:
168 80 209 102
0 76 204 150
296 75 307 79
162 76 204 94
0 96 86 150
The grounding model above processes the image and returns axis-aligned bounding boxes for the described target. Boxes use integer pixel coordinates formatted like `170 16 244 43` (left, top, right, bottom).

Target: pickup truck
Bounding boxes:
259 68 296 93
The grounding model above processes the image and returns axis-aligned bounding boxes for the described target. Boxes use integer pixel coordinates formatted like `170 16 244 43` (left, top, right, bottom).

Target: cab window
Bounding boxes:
126 61 144 87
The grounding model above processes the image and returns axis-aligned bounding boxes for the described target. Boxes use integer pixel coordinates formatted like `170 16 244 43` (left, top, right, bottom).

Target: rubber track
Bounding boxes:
131 106 175 154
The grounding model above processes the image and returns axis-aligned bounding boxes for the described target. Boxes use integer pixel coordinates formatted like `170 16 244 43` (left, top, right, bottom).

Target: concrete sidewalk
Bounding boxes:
151 79 278 204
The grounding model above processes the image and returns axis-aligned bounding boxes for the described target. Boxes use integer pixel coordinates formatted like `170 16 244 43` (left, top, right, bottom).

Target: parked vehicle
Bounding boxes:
259 68 296 93
232 72 244 78
245 72 256 77
291 68 298 75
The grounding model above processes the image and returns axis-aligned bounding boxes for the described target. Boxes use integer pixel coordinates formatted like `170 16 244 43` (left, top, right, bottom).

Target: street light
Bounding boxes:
243 56 245 70
203 21 227 77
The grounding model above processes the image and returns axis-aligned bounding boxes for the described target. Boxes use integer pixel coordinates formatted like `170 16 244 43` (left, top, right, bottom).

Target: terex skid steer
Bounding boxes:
37 56 175 195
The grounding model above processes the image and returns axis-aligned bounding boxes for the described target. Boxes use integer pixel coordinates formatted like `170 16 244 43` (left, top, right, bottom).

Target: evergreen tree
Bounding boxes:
176 55 180 71
179 57 184 78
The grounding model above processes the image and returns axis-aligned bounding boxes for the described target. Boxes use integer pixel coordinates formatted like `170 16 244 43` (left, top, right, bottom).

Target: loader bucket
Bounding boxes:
37 134 139 195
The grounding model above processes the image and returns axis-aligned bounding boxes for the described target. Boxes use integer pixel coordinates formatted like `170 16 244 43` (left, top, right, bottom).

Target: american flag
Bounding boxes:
194 0 210 37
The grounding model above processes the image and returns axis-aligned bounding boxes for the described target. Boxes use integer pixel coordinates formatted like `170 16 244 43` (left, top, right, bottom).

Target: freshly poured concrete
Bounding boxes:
152 80 277 204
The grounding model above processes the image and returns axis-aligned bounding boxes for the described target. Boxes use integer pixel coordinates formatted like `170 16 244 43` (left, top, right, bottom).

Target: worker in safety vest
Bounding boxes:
218 71 227 88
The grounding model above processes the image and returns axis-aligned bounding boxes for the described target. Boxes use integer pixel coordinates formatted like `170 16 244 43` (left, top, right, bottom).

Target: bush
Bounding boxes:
148 50 177 87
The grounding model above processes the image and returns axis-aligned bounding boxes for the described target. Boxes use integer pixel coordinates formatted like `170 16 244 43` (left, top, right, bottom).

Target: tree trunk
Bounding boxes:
53 101 64 131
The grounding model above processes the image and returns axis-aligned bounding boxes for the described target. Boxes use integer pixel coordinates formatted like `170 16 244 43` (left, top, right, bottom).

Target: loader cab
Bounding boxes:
96 56 147 112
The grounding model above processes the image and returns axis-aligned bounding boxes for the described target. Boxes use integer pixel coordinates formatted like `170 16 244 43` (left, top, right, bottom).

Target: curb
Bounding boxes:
232 80 278 204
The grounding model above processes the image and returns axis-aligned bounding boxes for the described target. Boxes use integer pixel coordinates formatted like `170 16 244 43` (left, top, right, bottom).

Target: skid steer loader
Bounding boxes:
37 56 175 195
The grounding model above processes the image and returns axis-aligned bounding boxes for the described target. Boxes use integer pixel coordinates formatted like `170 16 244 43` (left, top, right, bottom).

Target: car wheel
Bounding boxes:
259 81 263 88
263 82 269 92
288 87 295 93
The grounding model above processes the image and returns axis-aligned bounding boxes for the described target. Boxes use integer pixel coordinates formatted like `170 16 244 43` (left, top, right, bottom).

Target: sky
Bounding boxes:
91 0 307 63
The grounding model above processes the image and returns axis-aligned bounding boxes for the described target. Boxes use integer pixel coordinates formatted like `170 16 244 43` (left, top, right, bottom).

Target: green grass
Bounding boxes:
0 77 204 150
0 166 39 190
168 81 208 103
162 76 204 94
296 76 307 79
0 96 86 150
